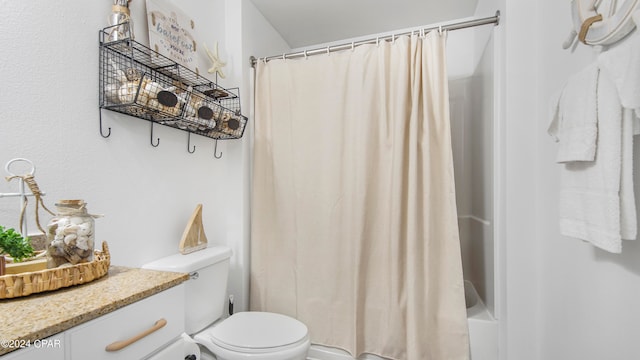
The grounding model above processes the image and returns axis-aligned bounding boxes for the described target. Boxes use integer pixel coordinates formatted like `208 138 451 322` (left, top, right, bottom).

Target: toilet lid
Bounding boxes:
209 312 308 350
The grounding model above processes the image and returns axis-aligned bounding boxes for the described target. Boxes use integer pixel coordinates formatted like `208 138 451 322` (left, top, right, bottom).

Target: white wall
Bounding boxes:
499 0 640 359
0 0 236 268
0 0 288 315
498 1 541 359
227 0 290 313
534 1 640 359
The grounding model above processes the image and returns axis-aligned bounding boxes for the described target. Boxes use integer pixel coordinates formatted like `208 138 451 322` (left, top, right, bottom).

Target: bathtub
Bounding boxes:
464 280 499 360
306 281 498 360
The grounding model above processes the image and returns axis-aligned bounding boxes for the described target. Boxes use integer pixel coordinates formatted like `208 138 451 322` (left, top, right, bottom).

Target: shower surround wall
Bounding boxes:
451 32 495 317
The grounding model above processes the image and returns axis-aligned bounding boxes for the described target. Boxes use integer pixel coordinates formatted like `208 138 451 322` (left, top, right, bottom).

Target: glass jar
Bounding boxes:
107 0 134 42
218 112 241 136
46 200 96 268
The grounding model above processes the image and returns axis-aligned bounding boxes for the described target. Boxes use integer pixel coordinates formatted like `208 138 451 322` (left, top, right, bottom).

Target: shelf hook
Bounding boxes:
187 132 196 153
99 108 111 138
214 140 223 159
150 122 160 147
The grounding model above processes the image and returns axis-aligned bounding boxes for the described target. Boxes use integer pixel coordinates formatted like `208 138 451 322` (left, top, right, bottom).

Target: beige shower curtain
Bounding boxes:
251 31 469 360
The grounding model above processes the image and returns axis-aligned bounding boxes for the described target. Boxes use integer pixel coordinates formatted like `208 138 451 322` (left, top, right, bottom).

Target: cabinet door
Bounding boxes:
0 334 64 360
67 284 185 360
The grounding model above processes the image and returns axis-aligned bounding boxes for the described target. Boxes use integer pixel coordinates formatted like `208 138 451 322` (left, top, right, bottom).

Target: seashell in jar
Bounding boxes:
61 225 80 236
137 79 151 105
76 223 93 236
125 68 143 81
76 236 90 251
189 95 202 108
183 103 196 119
55 217 70 228
118 81 149 105
69 217 85 225
63 234 77 245
105 83 121 104
48 239 66 257
143 80 164 99
67 253 84 265
80 248 93 259
118 82 138 103
114 69 128 85
170 103 182 116
147 98 161 111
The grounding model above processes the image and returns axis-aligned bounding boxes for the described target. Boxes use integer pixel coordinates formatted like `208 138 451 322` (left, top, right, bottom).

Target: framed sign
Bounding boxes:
146 0 199 73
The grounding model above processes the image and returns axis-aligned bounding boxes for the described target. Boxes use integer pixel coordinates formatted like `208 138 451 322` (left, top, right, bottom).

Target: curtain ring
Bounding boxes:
438 25 443 35
392 34 395 43
376 36 380 46
304 50 308 60
282 53 286 60
420 28 425 37
351 41 355 51
326 46 330 55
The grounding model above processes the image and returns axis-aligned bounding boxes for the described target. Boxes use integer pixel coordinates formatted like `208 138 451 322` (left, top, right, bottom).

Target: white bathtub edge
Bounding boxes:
307 281 498 360
465 280 496 322
465 281 499 360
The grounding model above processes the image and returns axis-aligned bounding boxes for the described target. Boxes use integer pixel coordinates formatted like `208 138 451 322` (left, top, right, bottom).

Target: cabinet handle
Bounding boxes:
105 318 167 352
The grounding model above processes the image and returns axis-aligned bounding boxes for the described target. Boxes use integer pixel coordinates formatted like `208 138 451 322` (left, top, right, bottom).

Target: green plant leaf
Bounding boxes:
0 225 35 262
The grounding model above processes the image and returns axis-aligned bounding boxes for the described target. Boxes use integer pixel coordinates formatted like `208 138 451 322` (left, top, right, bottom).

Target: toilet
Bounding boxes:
142 245 310 360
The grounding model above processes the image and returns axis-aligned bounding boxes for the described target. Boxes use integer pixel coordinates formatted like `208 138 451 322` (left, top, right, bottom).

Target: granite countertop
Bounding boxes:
0 266 189 356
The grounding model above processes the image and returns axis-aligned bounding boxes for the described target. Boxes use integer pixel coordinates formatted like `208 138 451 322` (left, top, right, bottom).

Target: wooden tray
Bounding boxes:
0 241 111 299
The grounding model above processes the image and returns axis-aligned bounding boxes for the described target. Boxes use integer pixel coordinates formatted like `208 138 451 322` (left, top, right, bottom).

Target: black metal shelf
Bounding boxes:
98 25 248 144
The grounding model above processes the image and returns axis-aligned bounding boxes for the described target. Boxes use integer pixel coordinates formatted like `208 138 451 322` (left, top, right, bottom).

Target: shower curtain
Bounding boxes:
251 31 469 360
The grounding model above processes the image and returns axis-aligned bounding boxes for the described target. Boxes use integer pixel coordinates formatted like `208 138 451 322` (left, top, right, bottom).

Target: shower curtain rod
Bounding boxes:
250 10 500 67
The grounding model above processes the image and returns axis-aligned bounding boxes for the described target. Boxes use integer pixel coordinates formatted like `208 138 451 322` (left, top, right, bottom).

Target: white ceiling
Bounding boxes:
249 0 480 48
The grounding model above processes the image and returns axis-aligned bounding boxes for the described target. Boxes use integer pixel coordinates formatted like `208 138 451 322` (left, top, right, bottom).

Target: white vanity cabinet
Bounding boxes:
0 334 64 360
67 284 185 359
1 283 185 360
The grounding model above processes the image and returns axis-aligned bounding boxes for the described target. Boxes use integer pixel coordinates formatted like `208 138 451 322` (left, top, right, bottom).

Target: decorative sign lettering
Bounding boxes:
146 0 199 73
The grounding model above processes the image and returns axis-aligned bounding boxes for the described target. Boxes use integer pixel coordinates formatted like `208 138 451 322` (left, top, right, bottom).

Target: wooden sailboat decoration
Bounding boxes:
179 204 209 254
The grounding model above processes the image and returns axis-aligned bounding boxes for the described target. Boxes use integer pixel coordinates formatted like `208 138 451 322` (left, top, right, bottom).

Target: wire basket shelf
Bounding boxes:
99 26 247 140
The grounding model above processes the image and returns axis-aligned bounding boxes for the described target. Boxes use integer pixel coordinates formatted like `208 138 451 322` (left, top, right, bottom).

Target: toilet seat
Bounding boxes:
194 312 310 358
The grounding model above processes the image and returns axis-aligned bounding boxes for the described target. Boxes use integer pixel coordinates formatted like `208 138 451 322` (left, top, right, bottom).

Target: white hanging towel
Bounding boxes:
598 11 640 117
619 108 637 241
550 69 636 253
548 64 599 163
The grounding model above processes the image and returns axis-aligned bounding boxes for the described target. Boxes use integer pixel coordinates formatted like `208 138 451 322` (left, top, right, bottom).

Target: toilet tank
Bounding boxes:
142 245 232 334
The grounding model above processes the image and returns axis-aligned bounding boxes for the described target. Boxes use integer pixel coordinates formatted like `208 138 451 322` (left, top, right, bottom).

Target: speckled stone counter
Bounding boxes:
0 266 188 356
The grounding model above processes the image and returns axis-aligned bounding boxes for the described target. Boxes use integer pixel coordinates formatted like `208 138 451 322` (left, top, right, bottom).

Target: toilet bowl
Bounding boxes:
142 246 310 360
194 312 310 360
